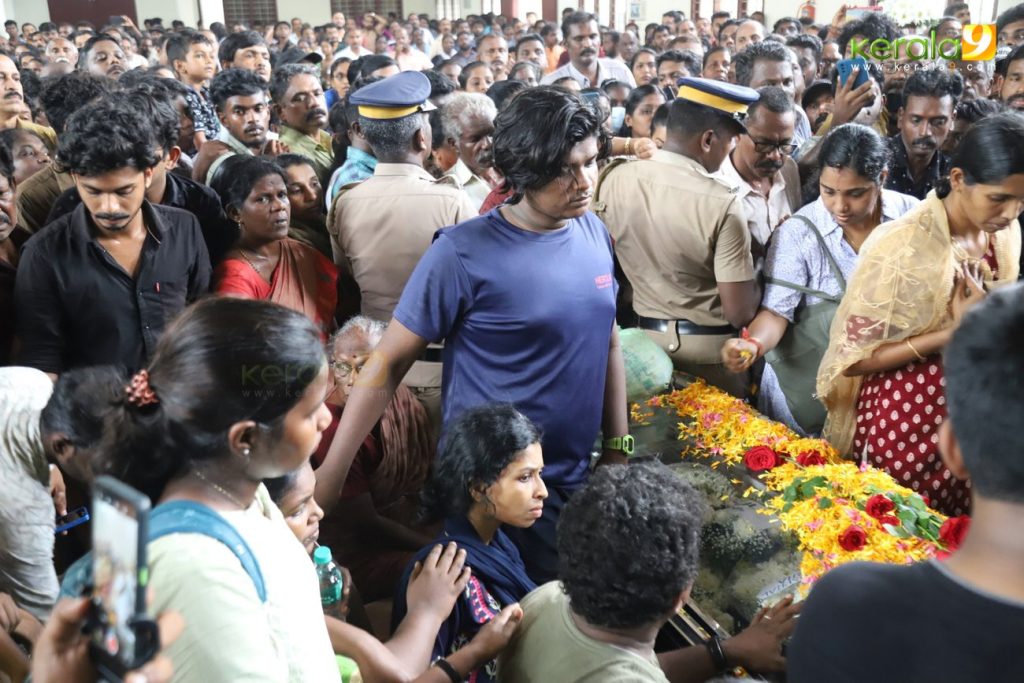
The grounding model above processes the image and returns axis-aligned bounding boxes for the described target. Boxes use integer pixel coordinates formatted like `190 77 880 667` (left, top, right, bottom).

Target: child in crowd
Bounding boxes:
167 30 219 149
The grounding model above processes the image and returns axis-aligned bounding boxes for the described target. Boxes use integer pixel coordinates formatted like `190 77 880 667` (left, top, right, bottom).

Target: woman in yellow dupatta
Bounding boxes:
817 115 1024 516
212 156 339 340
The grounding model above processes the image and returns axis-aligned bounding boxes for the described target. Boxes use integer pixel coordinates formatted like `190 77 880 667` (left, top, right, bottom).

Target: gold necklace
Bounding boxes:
191 468 247 509
951 232 990 264
238 247 263 273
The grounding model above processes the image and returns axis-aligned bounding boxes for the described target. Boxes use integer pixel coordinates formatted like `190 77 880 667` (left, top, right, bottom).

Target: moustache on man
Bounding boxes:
755 160 783 175
306 108 327 122
95 213 132 223
910 136 936 150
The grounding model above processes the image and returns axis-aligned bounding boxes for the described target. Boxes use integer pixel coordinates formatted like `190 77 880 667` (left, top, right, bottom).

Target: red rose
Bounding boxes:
939 515 971 552
744 445 778 472
864 494 896 519
877 515 901 528
838 524 868 552
796 450 826 467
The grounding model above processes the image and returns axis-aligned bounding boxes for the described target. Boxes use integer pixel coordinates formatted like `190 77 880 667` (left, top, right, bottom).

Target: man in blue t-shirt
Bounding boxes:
314 86 630 583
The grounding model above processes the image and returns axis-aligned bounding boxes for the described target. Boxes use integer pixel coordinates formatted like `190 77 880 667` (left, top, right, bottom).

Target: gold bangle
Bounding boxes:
624 137 633 156
905 339 925 362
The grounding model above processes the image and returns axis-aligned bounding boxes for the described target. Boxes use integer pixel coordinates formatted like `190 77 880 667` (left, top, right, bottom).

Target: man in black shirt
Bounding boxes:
884 68 961 200
14 97 210 376
789 284 1024 682
43 84 237 264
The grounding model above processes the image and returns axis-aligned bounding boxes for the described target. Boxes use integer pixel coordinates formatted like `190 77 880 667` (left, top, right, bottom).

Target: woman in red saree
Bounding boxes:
818 115 1024 516
212 156 338 339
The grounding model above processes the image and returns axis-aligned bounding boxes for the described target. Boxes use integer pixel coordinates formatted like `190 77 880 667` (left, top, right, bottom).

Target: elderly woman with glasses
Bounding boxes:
313 315 437 603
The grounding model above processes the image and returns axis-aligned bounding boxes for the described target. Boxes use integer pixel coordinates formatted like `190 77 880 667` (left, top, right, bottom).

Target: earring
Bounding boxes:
241 447 251 460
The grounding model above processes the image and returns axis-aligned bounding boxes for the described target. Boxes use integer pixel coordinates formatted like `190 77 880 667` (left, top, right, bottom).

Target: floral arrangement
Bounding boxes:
879 0 935 28
640 380 970 587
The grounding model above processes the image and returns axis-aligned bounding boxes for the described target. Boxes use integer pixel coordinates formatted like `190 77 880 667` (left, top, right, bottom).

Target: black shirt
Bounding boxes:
788 560 1024 682
14 201 211 374
883 134 951 200
45 172 238 265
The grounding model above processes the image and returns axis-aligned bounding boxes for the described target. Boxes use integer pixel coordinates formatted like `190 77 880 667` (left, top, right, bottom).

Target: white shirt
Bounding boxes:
443 158 492 212
395 47 433 71
540 57 636 88
717 152 794 250
337 45 372 59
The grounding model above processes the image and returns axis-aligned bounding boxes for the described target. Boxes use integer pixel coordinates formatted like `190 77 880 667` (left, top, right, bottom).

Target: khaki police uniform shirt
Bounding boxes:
328 162 477 322
594 150 754 327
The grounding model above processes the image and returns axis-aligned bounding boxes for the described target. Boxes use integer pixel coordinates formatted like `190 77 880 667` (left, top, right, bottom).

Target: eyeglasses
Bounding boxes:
749 138 797 155
329 359 364 378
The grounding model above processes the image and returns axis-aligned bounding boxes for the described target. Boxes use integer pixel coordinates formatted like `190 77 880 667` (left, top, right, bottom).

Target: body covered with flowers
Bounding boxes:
636 380 968 590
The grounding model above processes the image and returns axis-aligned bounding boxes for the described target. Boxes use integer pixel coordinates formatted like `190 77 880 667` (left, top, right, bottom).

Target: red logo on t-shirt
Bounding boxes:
594 274 613 289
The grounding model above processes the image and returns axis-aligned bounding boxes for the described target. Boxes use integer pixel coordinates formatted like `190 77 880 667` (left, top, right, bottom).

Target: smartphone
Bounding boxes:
610 106 626 133
108 15 125 26
837 57 870 89
846 6 882 22
55 506 90 534
88 476 158 680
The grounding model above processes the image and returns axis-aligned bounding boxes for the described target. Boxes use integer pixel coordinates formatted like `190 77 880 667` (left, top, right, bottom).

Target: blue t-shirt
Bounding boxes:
394 208 617 487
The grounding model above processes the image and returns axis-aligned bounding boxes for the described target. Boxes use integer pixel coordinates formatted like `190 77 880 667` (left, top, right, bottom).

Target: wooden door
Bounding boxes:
47 0 137 29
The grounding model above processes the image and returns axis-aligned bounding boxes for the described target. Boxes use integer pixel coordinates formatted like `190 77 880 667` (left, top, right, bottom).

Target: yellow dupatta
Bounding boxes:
816 191 1021 455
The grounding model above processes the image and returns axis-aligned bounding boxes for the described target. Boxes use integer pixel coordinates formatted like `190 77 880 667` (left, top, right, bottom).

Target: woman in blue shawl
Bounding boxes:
392 404 547 683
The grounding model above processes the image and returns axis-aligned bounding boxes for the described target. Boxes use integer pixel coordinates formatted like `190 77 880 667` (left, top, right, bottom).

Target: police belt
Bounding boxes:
636 316 736 336
417 346 444 363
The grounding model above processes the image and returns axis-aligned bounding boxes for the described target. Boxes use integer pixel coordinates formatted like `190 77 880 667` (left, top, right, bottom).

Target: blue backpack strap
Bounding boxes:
149 500 267 603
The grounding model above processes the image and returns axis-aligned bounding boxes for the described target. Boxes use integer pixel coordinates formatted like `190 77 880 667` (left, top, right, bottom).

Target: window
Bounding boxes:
223 0 277 28
331 0 404 21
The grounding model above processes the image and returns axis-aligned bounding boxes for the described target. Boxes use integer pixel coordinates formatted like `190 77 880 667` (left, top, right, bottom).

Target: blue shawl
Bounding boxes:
391 516 536 681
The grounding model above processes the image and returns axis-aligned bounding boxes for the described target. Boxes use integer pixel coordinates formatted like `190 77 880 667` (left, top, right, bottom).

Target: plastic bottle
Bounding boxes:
314 545 346 621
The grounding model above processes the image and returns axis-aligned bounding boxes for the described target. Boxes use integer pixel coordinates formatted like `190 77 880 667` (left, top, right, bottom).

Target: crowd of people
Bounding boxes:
2 2 1024 681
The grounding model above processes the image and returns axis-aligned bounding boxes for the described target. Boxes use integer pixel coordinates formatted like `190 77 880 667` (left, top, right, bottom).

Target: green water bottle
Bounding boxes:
314 545 346 621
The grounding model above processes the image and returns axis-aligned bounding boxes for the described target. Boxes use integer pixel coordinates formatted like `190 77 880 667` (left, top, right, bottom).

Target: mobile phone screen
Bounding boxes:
846 7 881 22
92 496 140 664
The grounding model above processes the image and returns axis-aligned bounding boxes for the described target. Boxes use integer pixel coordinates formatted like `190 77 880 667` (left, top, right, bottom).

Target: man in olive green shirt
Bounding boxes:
272 63 334 182
497 464 800 682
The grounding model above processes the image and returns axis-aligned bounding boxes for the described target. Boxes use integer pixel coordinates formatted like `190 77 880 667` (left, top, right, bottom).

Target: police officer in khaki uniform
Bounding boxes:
594 78 762 397
330 71 476 427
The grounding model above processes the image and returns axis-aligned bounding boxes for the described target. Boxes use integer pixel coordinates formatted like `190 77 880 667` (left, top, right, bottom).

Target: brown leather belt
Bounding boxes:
636 316 736 336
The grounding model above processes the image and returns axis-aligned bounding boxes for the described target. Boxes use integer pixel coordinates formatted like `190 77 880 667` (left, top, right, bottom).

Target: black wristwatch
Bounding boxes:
705 635 729 672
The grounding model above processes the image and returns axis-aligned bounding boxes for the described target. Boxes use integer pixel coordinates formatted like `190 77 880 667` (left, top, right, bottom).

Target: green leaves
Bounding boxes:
783 475 831 504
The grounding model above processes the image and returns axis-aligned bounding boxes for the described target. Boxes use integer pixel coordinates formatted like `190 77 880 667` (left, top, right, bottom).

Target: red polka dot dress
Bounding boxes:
851 248 996 517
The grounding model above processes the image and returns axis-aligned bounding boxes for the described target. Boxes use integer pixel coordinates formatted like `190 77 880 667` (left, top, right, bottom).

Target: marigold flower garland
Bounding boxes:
642 380 968 587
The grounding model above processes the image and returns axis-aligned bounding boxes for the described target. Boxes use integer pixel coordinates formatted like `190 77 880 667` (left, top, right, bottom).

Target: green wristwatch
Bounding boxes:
602 435 635 456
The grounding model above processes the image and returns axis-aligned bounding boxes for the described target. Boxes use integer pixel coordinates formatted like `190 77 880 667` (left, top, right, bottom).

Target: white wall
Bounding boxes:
135 0 199 27
276 0 331 26
406 0 437 18
760 0 995 29
198 0 225 26
2 0 52 25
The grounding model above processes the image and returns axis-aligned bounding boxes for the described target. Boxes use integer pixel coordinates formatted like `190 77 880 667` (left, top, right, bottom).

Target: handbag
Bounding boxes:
763 215 847 435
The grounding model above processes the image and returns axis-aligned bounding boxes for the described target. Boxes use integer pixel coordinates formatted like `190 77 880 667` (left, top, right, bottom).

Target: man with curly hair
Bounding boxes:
14 97 210 375
498 462 800 681
884 68 962 199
